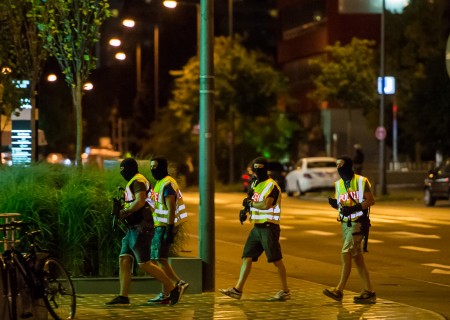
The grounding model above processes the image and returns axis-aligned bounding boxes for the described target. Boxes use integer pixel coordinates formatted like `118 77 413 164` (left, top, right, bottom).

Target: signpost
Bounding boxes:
446 34 450 78
11 80 33 165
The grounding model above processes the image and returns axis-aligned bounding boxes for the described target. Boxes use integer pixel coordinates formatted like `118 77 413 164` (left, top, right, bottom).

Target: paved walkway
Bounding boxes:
72 266 445 320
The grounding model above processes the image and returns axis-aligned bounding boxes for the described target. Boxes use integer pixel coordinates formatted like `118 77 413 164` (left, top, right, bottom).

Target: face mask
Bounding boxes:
151 158 168 181
253 163 269 181
337 156 354 182
120 158 138 181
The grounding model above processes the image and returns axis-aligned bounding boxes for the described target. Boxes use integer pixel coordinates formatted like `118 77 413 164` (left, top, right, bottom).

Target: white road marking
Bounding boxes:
431 269 450 275
305 230 335 236
390 232 440 239
400 246 439 252
422 263 450 269
366 239 383 244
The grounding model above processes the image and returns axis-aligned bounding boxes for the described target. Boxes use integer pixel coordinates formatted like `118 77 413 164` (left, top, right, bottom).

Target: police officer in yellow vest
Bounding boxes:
106 158 182 306
147 156 189 304
219 157 291 301
323 155 376 304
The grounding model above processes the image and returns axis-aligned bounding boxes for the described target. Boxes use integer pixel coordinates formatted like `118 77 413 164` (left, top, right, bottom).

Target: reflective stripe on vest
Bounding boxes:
151 176 188 227
335 175 367 222
124 173 151 209
249 178 281 224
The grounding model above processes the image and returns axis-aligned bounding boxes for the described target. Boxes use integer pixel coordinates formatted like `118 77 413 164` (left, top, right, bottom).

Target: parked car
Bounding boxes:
424 159 450 206
241 159 288 192
285 157 339 197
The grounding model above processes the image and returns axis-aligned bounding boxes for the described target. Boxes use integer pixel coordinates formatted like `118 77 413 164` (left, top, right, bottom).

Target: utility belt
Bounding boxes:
254 222 276 228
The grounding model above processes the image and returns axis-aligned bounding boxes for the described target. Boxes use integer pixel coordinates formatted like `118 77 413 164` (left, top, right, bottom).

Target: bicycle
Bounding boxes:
0 221 76 320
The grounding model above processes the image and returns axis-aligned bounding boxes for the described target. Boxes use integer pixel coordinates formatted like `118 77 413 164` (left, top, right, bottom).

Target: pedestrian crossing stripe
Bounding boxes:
422 263 450 269
400 246 439 252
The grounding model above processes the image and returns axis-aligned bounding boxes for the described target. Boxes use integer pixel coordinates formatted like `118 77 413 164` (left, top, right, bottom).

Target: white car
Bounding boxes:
285 157 339 196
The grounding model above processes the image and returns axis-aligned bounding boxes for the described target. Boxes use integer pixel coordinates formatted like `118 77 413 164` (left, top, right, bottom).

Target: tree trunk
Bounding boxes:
72 81 83 170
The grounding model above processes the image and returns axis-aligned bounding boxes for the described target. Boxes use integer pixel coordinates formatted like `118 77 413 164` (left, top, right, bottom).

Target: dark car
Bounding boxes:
424 159 450 206
241 160 287 193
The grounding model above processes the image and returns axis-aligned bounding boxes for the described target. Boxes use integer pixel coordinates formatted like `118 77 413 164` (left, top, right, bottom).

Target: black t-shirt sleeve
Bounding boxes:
130 180 147 195
267 185 280 204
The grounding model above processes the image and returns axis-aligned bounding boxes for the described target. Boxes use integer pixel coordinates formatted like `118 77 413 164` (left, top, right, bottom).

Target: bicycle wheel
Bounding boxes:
41 257 76 320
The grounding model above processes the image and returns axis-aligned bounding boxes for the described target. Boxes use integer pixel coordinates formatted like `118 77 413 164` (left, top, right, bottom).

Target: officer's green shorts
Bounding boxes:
242 223 283 263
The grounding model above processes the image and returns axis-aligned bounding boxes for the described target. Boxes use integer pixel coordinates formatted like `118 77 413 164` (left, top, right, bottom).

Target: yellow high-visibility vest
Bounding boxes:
249 178 281 224
335 174 369 222
151 176 188 227
124 173 151 209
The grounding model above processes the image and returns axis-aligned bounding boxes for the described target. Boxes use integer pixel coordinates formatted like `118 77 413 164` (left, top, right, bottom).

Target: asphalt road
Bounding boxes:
181 191 450 319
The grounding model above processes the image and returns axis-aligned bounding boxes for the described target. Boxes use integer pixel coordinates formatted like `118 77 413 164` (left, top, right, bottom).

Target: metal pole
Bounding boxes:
154 25 159 121
228 0 235 184
393 95 398 169
379 0 387 195
136 43 142 95
199 0 215 292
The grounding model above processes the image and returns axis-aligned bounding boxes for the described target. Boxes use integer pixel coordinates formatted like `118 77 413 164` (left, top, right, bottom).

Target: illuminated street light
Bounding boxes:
109 38 121 47
47 74 57 82
83 82 94 91
115 52 127 60
163 0 177 8
122 19 135 28
163 1 200 56
118 18 160 119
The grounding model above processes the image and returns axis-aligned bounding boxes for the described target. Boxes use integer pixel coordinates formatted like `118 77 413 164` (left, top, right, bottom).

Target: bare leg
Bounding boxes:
235 257 253 291
353 254 373 292
139 261 176 295
155 259 181 283
119 255 133 297
273 259 289 292
336 253 352 292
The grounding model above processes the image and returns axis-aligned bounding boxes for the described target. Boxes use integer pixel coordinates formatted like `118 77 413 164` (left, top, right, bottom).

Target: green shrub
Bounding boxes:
0 163 187 277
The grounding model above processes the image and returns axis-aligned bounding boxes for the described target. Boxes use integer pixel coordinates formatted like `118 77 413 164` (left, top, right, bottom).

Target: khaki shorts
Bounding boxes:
341 222 364 256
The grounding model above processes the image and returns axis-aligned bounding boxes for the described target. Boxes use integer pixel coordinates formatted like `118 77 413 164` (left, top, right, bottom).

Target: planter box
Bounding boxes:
72 257 202 294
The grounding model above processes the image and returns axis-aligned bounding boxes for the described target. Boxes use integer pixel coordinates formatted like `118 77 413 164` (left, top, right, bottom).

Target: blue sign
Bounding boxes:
377 76 396 95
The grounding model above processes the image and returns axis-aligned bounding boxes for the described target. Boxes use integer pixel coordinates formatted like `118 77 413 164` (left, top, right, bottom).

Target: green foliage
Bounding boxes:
385 0 450 159
308 38 378 113
142 36 298 180
0 164 127 276
0 163 189 276
31 0 111 168
0 0 48 155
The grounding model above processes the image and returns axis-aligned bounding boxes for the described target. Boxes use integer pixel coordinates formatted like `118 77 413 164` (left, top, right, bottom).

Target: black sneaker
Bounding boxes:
147 292 170 304
354 290 376 304
169 285 182 305
105 295 130 306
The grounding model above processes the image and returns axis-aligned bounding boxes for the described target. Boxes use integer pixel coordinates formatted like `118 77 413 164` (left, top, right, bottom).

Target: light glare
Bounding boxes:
163 1 177 8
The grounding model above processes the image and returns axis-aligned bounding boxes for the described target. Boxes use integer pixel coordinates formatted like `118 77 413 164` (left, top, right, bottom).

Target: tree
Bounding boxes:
32 0 110 169
141 36 299 182
308 38 378 153
385 0 450 160
0 0 48 161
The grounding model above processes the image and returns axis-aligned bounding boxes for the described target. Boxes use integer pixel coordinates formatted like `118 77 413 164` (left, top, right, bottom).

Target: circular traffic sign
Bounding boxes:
375 126 387 141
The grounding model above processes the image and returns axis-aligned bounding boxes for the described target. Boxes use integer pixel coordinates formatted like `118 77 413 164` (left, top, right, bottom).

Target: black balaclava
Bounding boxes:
336 155 354 183
253 157 269 182
120 158 139 181
150 156 169 181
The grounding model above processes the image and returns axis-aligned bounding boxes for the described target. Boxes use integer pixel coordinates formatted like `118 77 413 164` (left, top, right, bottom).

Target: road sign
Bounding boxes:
378 76 395 94
375 126 387 141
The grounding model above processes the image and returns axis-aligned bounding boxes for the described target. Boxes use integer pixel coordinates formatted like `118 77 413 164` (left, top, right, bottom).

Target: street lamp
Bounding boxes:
163 0 200 57
120 18 160 120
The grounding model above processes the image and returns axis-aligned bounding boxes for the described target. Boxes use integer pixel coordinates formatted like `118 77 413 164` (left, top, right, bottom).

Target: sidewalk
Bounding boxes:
73 266 445 320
